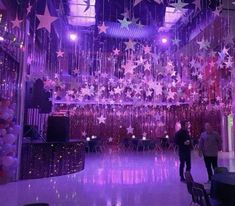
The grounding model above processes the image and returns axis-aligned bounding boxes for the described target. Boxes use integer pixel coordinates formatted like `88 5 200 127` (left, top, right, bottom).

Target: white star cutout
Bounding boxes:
97 115 106 124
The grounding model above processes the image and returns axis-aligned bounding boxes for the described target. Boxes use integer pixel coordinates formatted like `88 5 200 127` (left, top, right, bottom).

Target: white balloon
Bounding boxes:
2 156 14 167
3 134 17 144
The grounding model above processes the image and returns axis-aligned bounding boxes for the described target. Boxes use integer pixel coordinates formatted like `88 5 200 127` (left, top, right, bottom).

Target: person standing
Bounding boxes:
199 122 222 182
175 121 192 182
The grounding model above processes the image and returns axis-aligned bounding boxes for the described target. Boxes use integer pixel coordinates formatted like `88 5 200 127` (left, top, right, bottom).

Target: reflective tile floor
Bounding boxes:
0 151 235 206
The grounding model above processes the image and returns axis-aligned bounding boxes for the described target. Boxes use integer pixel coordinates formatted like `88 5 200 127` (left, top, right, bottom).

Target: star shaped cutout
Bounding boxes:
114 86 122 95
27 3 32 15
197 38 210 50
108 137 113 142
134 0 144 7
154 0 163 4
36 4 58 33
56 50 64 57
11 15 23 28
122 60 136 75
144 62 151 71
118 18 132 30
172 38 181 47
143 45 152 54
193 0 201 10
127 126 134 134
113 48 120 55
124 39 136 51
170 0 188 12
82 131 87 137
98 22 108 34
97 115 106 124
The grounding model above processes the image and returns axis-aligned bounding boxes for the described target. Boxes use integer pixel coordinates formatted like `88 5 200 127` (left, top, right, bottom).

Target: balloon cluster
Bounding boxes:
0 98 20 181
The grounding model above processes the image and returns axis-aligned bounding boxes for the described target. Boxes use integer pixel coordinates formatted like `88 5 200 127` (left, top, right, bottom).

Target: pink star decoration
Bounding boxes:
36 4 58 33
97 115 106 124
11 15 23 28
98 22 108 34
56 50 64 57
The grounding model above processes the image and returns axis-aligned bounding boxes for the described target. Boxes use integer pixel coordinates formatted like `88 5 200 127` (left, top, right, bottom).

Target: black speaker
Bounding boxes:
23 125 40 139
46 116 69 142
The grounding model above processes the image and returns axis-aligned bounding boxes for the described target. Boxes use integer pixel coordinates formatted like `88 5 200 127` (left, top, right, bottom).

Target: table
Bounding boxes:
211 172 235 206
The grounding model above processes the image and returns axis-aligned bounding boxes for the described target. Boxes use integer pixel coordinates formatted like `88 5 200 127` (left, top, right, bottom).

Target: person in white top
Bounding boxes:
199 122 222 181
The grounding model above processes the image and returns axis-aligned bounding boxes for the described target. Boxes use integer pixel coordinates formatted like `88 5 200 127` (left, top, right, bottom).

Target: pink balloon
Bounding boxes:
3 134 17 144
2 156 14 167
0 129 7 136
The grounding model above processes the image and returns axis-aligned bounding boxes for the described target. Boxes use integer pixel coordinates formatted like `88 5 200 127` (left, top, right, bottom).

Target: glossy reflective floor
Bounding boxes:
0 151 235 206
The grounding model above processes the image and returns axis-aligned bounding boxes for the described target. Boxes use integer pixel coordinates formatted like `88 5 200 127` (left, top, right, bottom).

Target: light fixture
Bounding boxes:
69 33 78 41
86 137 91 141
0 36 4 41
161 37 168 44
132 135 136 139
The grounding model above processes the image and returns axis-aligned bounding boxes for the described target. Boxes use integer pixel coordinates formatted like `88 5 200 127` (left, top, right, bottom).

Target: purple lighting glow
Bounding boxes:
69 33 78 41
0 36 4 41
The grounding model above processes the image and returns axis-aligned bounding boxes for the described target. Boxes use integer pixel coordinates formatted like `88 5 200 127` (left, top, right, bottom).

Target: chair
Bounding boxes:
185 172 195 205
192 183 222 206
214 167 228 174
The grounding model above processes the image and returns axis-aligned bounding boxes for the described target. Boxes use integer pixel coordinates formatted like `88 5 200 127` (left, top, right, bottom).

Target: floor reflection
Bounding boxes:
0 151 234 206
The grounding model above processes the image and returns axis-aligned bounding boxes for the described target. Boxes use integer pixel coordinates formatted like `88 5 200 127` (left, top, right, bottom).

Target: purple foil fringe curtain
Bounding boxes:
66 104 221 140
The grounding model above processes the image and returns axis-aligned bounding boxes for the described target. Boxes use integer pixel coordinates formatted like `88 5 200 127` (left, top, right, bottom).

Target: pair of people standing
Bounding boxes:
175 121 221 182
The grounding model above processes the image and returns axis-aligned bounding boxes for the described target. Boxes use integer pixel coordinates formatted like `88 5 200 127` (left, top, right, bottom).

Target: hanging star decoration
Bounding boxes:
11 15 23 28
212 7 222 16
172 38 181 47
134 0 144 7
197 38 210 50
170 0 189 12
143 45 152 54
82 131 87 137
154 0 163 4
124 39 136 51
36 4 58 33
98 22 108 34
118 17 132 30
26 3 32 15
113 48 120 55
127 126 134 134
122 60 136 75
84 0 90 12
56 50 64 58
97 115 106 124
193 0 201 10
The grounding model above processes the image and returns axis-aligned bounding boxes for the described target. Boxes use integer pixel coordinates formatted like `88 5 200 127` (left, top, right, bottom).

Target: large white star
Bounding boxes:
170 0 188 12
36 4 58 33
97 115 106 124
118 18 132 30
197 38 210 50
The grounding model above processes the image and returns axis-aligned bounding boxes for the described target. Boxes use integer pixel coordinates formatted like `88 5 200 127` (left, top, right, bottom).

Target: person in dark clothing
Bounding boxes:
175 121 192 182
